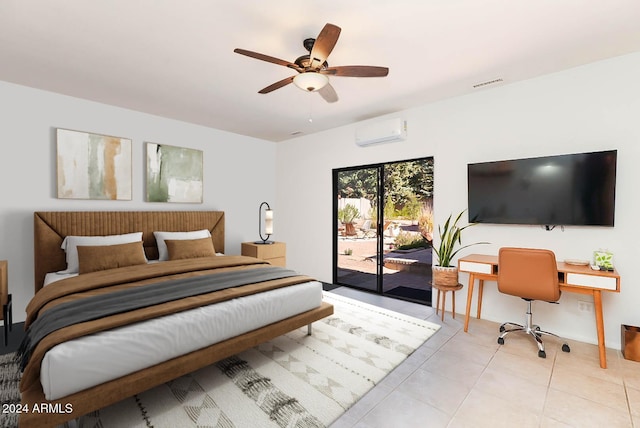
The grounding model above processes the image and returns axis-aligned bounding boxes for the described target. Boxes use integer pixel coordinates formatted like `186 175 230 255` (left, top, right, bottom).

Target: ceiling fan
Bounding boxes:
233 23 389 103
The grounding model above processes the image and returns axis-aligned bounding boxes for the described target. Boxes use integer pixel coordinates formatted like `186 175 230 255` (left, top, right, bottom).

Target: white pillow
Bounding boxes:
59 232 144 274
153 229 212 261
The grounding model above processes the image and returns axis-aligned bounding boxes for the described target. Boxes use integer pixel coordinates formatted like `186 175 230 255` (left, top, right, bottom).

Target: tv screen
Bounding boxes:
467 150 617 226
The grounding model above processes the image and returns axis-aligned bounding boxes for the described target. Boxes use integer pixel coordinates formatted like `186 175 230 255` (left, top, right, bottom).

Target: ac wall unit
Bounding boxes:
355 118 407 147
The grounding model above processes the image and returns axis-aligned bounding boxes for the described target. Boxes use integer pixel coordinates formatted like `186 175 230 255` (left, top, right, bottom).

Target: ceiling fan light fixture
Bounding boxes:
293 72 329 92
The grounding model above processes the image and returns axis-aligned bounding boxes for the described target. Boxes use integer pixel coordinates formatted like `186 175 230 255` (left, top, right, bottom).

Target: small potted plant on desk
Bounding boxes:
432 209 487 286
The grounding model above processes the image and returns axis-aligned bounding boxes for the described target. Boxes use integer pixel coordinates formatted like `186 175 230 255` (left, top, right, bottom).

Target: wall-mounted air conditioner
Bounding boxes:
355 118 407 147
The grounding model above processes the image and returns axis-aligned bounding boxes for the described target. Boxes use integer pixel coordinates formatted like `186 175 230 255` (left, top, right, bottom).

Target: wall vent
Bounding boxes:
473 78 504 88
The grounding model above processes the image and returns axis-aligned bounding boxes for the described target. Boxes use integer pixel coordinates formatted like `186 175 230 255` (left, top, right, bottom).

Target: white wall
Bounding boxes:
0 81 277 322
276 52 640 349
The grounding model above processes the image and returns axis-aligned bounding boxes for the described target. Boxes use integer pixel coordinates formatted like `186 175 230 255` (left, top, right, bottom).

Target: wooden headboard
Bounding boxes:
33 211 225 292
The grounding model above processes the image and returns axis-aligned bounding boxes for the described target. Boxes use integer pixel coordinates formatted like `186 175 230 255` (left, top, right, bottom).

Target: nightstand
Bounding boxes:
241 242 286 267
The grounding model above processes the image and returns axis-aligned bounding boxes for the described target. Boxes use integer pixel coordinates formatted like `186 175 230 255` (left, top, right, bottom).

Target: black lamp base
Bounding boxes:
254 240 274 245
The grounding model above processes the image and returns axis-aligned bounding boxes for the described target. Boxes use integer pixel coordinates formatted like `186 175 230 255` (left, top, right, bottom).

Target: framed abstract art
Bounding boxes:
56 128 132 200
146 142 203 203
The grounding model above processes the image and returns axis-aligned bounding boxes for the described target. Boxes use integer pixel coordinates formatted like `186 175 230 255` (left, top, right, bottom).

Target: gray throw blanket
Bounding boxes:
18 266 300 370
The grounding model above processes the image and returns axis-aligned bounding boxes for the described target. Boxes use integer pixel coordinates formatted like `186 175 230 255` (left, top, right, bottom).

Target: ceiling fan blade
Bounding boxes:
258 75 295 94
309 23 341 69
322 66 389 77
234 48 301 71
318 83 338 103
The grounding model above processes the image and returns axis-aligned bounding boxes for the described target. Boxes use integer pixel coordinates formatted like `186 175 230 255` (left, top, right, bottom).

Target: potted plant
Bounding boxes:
338 204 361 236
432 209 487 286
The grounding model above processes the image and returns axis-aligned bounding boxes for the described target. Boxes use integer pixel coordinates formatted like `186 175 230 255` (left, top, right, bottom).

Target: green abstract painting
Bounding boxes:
146 142 203 203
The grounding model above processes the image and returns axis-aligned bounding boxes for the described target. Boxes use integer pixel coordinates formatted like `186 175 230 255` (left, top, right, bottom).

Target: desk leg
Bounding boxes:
593 290 607 369
464 274 475 333
477 279 485 319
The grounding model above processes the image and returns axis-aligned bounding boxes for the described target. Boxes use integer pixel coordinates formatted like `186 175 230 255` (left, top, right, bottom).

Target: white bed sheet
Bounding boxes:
40 280 323 400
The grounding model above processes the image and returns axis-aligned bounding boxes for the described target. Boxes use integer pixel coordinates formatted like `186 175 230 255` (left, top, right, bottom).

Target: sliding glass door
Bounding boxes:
333 157 434 305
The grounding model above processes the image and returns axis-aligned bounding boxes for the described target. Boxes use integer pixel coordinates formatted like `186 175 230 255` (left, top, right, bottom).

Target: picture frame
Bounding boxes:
56 128 132 200
145 142 203 203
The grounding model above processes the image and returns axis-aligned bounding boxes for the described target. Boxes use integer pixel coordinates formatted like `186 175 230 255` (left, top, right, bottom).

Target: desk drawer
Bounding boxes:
459 261 493 274
565 273 618 291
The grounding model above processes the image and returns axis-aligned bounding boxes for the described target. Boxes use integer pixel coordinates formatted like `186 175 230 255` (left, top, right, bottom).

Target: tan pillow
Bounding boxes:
165 237 216 261
77 241 147 274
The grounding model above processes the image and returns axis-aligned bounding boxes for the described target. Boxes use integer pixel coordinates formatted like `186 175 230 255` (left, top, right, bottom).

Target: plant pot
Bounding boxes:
432 265 459 287
344 223 356 236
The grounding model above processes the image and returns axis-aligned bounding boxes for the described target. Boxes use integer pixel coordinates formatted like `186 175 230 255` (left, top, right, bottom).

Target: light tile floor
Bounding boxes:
328 287 640 428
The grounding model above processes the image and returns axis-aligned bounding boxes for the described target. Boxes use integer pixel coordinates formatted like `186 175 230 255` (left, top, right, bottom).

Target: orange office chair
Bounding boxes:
496 247 570 358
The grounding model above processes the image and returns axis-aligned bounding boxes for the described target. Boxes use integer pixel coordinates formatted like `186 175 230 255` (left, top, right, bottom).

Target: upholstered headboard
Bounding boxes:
33 211 225 292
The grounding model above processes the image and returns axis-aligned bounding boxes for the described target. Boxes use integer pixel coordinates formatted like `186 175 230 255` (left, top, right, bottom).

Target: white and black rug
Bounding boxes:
0 352 21 428
1 292 440 428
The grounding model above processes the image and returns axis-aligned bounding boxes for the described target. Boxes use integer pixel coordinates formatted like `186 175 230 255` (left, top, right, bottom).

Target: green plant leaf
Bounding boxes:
433 209 488 266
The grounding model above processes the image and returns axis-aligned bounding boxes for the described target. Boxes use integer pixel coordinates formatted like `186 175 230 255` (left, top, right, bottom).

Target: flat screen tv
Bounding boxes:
467 150 617 226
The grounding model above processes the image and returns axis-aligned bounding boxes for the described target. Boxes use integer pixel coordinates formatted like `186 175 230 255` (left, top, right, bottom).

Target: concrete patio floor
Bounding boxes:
337 236 433 304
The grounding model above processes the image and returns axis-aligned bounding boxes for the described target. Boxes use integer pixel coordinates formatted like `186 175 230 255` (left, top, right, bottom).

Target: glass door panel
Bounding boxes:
335 167 380 292
381 159 434 305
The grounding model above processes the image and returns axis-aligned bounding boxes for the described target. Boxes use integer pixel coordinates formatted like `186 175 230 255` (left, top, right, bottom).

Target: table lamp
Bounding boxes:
255 201 274 244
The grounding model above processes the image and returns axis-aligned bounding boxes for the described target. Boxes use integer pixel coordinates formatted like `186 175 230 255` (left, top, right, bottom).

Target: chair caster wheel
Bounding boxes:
497 337 504 345
499 326 505 333
562 344 570 353
538 350 546 358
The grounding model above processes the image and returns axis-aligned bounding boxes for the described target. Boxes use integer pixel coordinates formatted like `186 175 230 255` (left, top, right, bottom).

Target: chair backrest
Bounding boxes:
498 247 560 302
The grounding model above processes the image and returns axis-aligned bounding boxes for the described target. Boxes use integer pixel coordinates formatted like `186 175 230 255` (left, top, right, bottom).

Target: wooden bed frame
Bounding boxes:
21 211 333 427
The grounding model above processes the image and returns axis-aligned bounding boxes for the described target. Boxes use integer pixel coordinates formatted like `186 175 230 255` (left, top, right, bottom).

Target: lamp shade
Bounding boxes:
293 72 329 92
256 201 274 244
265 209 273 234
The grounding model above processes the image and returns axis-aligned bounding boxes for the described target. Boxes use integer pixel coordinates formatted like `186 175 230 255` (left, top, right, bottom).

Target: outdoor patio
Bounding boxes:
337 225 433 304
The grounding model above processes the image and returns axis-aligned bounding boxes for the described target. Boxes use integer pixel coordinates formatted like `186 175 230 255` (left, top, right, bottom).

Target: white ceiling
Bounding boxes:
2 1 640 142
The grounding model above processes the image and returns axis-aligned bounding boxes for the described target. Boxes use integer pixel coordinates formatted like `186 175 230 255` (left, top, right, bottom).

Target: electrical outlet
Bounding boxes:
578 300 594 312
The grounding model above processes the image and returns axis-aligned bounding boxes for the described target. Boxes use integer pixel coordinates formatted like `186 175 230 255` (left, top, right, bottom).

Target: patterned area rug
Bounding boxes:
0 292 440 428
0 352 21 428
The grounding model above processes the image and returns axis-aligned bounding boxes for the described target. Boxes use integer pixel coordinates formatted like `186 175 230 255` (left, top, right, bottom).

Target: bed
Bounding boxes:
19 211 333 427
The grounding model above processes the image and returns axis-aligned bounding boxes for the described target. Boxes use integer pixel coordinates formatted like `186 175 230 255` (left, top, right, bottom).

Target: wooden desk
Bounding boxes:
458 254 621 368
